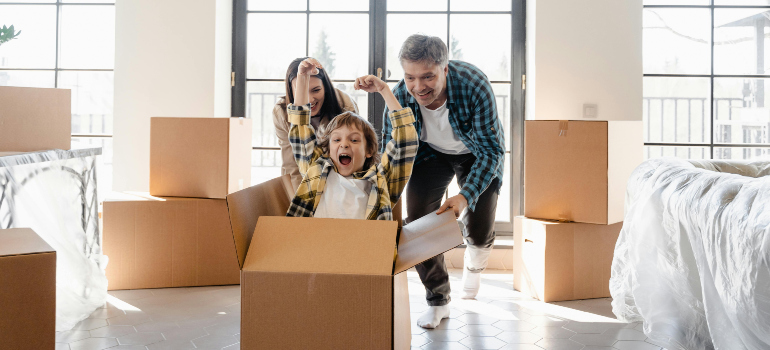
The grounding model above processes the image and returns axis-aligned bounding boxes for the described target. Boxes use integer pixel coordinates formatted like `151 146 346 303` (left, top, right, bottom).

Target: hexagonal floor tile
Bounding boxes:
530 325 577 339
68 337 118 350
458 324 503 337
89 325 137 338
523 314 569 327
423 329 468 342
535 338 585 350
116 332 165 346
602 328 646 341
459 335 507 349
422 341 470 350
191 334 238 349
55 330 91 344
494 331 542 344
410 334 431 347
614 340 663 350
492 320 537 332
570 332 618 346
456 313 499 325
72 318 109 331
434 318 467 330
498 344 544 350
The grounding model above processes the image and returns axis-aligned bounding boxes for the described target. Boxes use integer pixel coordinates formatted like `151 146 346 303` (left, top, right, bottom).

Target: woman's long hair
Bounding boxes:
283 57 343 119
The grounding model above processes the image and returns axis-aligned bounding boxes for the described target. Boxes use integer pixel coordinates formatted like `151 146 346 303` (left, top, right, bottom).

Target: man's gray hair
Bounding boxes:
398 34 449 67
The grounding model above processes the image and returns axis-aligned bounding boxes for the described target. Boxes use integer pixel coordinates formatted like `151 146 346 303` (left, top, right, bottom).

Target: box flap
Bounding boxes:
244 216 398 275
393 211 463 275
0 228 55 257
226 175 294 269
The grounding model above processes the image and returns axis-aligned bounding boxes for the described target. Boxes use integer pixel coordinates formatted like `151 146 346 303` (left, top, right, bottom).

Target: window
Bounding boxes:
644 0 770 160
232 0 525 230
0 0 115 196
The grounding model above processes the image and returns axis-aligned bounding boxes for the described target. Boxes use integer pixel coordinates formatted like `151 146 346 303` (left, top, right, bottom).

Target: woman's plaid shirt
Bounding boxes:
285 104 418 220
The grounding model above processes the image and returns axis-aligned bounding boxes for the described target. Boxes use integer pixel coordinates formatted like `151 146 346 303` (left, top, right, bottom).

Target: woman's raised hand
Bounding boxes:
298 58 323 76
355 75 388 94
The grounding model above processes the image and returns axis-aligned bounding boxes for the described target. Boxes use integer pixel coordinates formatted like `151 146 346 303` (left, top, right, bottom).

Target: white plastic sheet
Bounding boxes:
0 148 107 331
610 158 770 350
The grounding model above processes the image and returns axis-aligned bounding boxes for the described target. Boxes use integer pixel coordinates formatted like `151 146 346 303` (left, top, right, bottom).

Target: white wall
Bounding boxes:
526 0 642 121
113 0 232 192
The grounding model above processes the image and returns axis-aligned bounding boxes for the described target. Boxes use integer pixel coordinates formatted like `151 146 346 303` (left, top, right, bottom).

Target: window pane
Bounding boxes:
644 0 708 4
58 71 114 135
0 0 54 3
71 137 113 201
246 81 284 147
643 8 710 74
0 5 56 68
336 81 368 118
715 147 770 160
714 0 770 4
0 70 54 87
308 13 369 80
309 0 367 11
252 149 283 186
61 0 115 3
492 83 511 151
450 14 511 81
249 0 306 11
59 5 115 69
388 0 446 12
645 146 709 159
714 9 770 75
714 78 770 145
451 0 511 12
247 13 306 79
644 77 711 143
386 14 447 81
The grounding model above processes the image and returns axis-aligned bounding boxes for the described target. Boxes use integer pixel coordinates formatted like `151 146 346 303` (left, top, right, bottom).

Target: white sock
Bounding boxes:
461 267 482 299
416 305 450 329
461 245 493 299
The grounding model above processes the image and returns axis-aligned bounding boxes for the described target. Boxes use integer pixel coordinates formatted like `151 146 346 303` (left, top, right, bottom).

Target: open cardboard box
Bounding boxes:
0 228 56 349
226 175 463 350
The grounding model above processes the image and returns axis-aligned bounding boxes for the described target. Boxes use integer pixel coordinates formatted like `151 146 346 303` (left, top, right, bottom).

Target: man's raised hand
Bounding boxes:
355 75 388 94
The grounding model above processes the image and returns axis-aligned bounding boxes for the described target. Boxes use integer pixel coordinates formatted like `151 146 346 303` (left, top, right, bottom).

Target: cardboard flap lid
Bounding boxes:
0 228 55 257
244 216 398 275
394 211 464 275
226 175 294 269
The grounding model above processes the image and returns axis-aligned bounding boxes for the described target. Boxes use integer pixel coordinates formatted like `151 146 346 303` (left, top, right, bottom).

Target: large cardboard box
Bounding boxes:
513 216 622 302
226 176 463 350
524 120 643 225
103 193 240 290
0 228 56 349
150 117 252 199
0 86 71 152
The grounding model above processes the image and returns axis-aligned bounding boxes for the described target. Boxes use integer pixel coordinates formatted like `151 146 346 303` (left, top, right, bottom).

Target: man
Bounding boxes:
381 34 505 329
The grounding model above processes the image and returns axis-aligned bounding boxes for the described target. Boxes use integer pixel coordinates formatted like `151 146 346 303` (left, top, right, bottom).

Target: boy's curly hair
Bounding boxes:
317 112 381 171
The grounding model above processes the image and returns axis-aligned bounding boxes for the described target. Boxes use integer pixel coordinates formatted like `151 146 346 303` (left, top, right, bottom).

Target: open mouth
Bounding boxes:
416 90 432 97
310 102 317 109
338 153 352 166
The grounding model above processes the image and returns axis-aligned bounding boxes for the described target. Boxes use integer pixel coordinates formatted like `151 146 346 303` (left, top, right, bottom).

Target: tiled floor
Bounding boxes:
56 269 669 350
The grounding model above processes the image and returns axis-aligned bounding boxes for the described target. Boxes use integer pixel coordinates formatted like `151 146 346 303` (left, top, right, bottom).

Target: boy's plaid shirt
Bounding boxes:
380 60 506 211
285 104 418 220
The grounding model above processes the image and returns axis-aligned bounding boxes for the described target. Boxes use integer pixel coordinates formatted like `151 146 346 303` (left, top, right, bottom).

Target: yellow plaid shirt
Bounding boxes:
285 104 418 220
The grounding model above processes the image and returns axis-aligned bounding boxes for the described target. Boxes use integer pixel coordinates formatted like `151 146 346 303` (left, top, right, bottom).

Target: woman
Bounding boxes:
273 57 359 190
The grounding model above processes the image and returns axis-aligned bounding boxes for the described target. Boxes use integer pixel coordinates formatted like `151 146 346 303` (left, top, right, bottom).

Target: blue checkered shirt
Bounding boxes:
380 60 505 211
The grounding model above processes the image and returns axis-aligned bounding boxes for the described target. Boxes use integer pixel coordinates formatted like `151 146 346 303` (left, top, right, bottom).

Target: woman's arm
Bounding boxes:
288 58 326 176
273 102 302 189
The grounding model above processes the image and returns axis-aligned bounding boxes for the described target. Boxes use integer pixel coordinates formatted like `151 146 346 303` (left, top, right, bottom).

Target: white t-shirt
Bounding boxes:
419 101 470 155
314 170 372 220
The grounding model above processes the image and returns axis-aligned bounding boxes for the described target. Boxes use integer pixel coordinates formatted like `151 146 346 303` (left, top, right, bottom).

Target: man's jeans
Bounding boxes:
406 150 499 306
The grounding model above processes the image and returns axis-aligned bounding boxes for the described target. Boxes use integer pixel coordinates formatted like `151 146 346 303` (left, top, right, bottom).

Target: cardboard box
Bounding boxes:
103 193 240 290
150 117 252 199
226 175 463 350
0 228 56 349
513 216 622 302
0 86 71 152
524 120 643 225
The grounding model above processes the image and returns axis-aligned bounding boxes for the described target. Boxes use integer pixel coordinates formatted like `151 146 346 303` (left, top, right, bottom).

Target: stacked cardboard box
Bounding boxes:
0 228 56 349
103 117 252 290
514 120 642 302
0 86 71 152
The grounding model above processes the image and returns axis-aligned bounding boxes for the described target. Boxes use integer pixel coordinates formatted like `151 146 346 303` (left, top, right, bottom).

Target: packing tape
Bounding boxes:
558 120 568 137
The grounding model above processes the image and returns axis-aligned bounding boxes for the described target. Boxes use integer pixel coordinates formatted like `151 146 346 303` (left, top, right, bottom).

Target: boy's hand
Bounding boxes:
355 75 388 94
298 58 322 76
437 194 468 218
